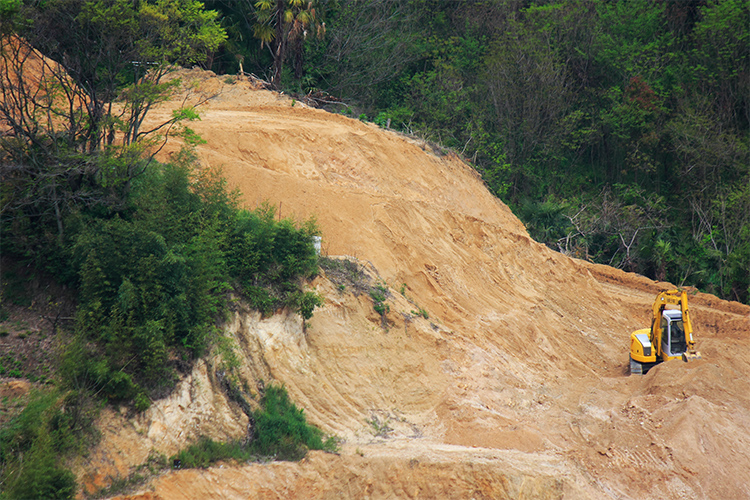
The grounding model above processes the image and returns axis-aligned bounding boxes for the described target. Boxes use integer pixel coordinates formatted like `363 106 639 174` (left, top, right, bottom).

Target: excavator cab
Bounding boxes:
661 309 687 359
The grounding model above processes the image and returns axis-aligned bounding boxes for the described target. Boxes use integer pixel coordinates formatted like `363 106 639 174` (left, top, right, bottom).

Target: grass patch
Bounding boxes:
0 353 26 379
253 385 337 460
172 436 255 469
411 308 429 320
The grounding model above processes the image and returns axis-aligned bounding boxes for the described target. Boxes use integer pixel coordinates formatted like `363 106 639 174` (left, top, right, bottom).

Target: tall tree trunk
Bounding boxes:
271 0 286 89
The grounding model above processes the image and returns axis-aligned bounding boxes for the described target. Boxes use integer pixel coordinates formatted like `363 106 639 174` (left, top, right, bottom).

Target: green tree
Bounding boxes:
0 390 80 499
479 3 577 198
306 0 420 102
252 0 324 88
691 0 750 129
203 0 265 75
8 0 225 151
225 204 320 315
0 0 225 263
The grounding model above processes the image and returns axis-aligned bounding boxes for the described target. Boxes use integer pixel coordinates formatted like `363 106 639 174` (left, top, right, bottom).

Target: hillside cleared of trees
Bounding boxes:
87 69 750 500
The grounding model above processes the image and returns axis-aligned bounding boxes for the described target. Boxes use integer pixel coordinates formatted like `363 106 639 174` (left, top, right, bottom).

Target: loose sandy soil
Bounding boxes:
70 69 750 499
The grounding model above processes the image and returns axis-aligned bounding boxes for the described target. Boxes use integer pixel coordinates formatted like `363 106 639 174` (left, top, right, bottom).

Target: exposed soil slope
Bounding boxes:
104 69 750 499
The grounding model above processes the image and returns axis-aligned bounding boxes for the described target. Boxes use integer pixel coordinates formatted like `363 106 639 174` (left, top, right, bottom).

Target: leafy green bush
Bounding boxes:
226 205 320 316
288 290 324 320
516 198 571 247
0 390 88 500
171 385 336 469
252 385 336 460
370 283 390 320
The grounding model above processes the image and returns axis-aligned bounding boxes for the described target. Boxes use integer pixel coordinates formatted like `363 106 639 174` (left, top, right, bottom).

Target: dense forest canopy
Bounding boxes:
206 0 749 304
2 0 747 304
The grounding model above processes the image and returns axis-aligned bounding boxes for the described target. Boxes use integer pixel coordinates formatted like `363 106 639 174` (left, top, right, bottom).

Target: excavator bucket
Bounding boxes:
682 351 702 362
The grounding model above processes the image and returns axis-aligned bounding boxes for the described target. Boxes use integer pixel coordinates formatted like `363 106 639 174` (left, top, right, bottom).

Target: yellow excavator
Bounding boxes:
629 289 702 375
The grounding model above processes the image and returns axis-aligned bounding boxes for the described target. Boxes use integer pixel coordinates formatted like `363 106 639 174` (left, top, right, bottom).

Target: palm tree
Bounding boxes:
253 0 324 89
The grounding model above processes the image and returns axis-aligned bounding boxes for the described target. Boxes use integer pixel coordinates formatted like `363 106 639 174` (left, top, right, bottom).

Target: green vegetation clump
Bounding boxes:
172 385 336 468
171 436 253 469
370 288 389 317
252 385 336 460
0 354 25 379
227 204 321 317
0 389 96 500
53 159 322 409
369 282 390 328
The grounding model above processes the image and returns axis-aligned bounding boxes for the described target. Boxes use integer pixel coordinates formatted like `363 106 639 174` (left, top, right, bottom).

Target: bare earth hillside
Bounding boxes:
97 69 750 500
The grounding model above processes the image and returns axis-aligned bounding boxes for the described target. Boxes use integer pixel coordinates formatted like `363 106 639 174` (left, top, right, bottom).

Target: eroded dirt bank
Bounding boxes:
94 69 750 500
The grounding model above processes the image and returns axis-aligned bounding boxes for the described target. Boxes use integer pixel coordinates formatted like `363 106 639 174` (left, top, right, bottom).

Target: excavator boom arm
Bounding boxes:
650 290 695 351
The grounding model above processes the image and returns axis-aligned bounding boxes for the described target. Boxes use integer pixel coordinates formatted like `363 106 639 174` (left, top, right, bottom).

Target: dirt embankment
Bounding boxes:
85 69 750 499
